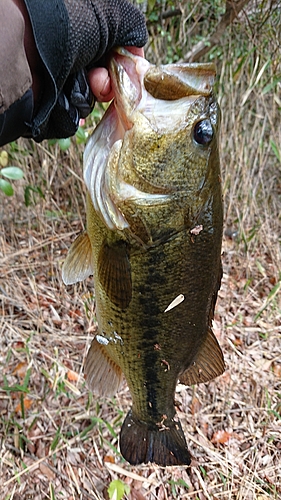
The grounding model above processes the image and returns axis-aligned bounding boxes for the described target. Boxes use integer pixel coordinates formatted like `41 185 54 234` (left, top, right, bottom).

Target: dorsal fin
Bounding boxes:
62 232 94 285
179 327 225 386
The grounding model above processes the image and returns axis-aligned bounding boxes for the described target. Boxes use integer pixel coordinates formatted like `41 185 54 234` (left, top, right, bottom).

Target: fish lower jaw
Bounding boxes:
116 179 170 202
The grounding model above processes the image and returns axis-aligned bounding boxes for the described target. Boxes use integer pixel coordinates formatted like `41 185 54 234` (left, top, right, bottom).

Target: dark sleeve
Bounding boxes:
0 90 34 147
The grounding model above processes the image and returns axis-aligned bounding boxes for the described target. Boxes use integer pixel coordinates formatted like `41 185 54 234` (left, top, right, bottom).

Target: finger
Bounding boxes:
123 46 144 57
88 46 145 102
88 67 114 102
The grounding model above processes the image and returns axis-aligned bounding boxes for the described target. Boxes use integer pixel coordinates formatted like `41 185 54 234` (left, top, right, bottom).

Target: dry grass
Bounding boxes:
0 3 280 499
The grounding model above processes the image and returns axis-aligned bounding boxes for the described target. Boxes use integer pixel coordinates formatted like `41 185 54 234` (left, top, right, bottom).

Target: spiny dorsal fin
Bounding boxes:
62 231 93 285
84 338 123 397
120 409 191 466
97 240 132 310
179 327 225 386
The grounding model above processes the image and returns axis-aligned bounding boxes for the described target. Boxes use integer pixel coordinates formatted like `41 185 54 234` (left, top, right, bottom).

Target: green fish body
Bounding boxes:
62 49 225 466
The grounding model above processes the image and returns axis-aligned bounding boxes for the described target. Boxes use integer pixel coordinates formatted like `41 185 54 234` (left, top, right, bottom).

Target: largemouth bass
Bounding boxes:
62 49 225 466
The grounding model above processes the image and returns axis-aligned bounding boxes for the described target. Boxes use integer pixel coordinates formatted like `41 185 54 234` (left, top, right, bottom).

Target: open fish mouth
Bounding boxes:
111 46 215 103
84 49 217 232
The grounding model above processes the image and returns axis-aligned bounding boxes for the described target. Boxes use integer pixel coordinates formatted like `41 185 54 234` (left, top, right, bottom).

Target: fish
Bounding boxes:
62 48 225 467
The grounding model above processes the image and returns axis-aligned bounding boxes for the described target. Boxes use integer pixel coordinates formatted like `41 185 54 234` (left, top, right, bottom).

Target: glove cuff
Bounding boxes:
24 0 69 140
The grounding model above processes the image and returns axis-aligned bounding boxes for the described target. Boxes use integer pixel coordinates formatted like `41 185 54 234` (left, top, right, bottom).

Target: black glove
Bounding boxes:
23 0 148 141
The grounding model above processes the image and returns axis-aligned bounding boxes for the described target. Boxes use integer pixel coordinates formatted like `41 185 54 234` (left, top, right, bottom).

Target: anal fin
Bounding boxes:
84 338 123 397
62 231 94 285
179 327 225 386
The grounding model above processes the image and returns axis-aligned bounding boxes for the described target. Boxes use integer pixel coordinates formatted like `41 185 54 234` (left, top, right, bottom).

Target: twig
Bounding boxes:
147 8 182 26
105 462 158 485
183 0 252 62
3 442 99 499
0 232 77 265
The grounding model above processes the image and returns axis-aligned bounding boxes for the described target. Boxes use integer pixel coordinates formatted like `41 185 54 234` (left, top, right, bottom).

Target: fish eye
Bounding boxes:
193 119 213 146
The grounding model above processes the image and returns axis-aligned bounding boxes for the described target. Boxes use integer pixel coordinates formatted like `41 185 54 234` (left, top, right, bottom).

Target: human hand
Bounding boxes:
25 0 148 140
88 47 144 103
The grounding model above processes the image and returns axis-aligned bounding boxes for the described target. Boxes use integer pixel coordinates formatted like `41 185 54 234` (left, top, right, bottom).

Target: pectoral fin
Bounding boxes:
98 240 132 310
84 338 123 397
62 231 93 285
179 327 225 386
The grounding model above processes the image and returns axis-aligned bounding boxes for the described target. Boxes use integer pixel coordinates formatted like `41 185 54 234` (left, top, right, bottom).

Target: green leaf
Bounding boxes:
79 417 103 439
262 76 281 95
75 126 88 144
49 483 56 500
2 367 31 393
58 138 71 151
2 382 30 393
50 427 61 451
24 186 33 207
1 166 24 180
22 368 32 392
255 281 281 320
148 0 157 11
270 140 281 163
0 178 14 196
108 479 130 500
24 185 45 207
0 150 8 167
105 420 118 439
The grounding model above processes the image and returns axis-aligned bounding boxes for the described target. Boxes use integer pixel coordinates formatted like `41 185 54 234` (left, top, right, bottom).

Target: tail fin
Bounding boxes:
120 410 191 466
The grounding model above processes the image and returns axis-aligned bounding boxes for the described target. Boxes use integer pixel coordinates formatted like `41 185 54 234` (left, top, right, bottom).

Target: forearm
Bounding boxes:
0 1 34 145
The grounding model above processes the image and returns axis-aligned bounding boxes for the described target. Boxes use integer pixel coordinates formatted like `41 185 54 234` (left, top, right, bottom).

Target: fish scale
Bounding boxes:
62 48 225 466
